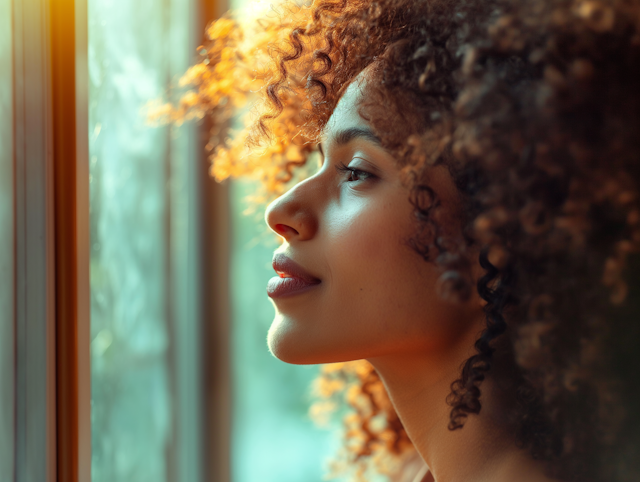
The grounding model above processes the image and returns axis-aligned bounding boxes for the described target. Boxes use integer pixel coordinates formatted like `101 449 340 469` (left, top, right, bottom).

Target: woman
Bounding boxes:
265 65 534 482
167 0 640 480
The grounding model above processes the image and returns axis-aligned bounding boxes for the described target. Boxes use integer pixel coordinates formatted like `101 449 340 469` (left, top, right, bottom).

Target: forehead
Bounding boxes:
322 76 370 142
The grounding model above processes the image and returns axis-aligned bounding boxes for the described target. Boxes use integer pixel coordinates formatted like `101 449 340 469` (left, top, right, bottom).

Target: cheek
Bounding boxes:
322 193 470 349
325 197 426 317
325 196 405 281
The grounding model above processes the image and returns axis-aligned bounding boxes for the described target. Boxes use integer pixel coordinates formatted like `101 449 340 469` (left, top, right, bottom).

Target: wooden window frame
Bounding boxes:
50 0 91 480
197 5 232 482
11 0 231 480
11 0 91 479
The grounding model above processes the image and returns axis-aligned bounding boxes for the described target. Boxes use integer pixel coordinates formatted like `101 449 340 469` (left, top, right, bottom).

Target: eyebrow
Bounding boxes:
318 127 383 155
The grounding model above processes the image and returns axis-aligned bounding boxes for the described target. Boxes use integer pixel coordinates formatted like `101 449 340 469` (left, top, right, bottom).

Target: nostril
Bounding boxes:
275 223 299 236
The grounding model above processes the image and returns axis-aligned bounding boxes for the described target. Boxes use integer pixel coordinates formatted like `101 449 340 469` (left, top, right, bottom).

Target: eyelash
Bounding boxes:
335 162 375 183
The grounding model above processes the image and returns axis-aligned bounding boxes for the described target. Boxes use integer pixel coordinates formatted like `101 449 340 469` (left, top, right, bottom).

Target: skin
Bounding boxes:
265 73 556 482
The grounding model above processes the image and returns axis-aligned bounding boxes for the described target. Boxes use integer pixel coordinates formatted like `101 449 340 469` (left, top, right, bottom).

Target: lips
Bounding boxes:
267 253 321 299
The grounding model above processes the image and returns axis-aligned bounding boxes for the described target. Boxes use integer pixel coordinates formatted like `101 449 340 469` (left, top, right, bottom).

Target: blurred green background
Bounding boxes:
87 0 343 481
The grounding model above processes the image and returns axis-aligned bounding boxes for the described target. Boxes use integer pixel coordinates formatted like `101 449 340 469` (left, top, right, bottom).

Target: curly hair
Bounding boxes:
254 0 640 479
165 0 640 480
450 1 640 479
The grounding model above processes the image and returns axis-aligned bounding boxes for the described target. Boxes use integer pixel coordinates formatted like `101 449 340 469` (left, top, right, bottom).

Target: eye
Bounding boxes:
335 162 375 183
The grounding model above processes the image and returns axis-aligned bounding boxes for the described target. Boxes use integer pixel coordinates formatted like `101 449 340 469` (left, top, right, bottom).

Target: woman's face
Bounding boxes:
265 76 483 365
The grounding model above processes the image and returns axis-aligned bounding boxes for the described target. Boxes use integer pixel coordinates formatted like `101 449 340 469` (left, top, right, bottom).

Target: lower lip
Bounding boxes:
267 276 321 299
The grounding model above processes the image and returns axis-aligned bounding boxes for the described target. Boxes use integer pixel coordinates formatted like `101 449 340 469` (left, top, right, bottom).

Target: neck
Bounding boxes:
368 331 552 482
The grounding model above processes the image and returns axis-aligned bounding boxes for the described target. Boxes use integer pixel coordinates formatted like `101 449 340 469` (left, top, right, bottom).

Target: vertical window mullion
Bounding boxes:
50 0 92 479
51 0 79 478
13 0 57 480
195 3 232 482
0 0 15 478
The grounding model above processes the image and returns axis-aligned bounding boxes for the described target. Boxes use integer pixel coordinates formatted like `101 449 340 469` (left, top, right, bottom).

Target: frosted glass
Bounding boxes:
0 0 14 479
230 180 343 482
88 1 200 481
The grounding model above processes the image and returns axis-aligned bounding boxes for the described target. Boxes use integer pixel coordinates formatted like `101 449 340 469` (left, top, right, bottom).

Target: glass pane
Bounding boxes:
227 3 344 481
88 1 201 481
230 180 342 482
0 0 14 478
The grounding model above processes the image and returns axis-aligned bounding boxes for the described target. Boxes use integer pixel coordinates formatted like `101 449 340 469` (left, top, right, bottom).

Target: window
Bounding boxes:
88 0 205 480
5 1 343 481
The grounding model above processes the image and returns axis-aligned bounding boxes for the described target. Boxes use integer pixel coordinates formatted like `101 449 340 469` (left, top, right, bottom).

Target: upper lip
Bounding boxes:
272 253 321 283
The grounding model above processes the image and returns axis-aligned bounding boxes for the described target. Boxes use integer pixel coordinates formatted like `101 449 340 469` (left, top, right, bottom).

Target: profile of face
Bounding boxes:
265 73 484 366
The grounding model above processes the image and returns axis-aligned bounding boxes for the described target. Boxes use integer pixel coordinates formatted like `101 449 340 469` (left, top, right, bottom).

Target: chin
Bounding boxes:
267 313 344 365
267 315 314 364
267 313 378 365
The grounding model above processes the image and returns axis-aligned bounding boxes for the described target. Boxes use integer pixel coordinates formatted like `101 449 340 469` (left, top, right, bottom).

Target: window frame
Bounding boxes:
10 0 230 481
11 0 91 480
50 0 91 480
13 0 58 479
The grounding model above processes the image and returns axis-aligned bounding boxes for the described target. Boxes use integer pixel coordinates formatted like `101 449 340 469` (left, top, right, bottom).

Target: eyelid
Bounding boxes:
336 157 375 173
335 162 378 184
347 156 381 176
318 142 384 177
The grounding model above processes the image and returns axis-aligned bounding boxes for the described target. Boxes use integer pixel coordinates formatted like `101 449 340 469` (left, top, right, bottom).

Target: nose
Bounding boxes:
265 179 319 242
